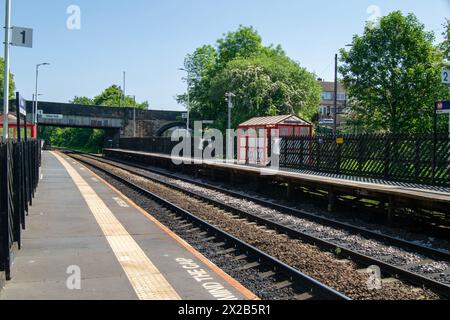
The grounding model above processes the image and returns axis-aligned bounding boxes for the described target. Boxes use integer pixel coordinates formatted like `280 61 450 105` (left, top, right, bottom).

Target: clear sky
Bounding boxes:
3 0 450 111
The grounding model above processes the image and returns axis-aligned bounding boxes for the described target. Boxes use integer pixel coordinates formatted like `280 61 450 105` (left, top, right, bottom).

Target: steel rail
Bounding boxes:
71 153 351 301
70 151 450 299
95 152 450 262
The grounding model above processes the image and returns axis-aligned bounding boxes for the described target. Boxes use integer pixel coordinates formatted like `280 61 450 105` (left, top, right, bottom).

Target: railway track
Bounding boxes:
72 151 450 292
98 154 450 262
61 152 350 300
64 151 449 299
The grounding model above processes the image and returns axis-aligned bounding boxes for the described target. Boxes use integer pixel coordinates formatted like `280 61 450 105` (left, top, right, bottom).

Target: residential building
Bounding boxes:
317 79 348 129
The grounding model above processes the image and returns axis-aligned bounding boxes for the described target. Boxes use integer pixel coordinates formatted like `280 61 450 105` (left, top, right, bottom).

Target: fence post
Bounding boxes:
299 137 304 169
384 135 390 180
28 142 33 205
358 135 363 175
414 136 420 181
284 137 288 168
433 111 437 185
20 142 26 229
336 136 342 175
12 144 21 249
0 142 12 280
316 135 320 172
448 134 450 188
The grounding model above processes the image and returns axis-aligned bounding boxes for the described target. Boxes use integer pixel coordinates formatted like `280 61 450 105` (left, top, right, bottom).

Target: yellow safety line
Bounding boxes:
52 152 181 300
83 160 259 301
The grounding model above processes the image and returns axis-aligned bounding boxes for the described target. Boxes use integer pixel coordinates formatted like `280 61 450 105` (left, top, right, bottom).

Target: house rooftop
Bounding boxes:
319 81 346 92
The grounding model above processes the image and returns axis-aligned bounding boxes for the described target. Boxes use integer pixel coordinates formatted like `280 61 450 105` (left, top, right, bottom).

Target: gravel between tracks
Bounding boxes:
85 155 450 285
74 154 440 300
84 162 307 300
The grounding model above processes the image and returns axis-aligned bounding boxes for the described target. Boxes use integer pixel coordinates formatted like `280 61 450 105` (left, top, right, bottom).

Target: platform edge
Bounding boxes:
70 153 260 301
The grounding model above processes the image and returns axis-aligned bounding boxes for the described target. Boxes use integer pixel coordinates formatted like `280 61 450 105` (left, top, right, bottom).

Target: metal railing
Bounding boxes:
0 139 41 280
118 133 450 187
279 133 450 187
119 137 238 159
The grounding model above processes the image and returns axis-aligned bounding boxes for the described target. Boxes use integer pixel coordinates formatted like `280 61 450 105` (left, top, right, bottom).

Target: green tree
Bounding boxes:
93 85 148 109
178 26 320 131
70 96 94 105
216 26 264 68
340 12 449 134
0 56 15 100
206 55 320 130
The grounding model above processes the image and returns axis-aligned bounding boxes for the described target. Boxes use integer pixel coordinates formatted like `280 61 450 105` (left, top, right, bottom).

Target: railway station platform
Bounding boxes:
103 149 450 217
0 151 255 300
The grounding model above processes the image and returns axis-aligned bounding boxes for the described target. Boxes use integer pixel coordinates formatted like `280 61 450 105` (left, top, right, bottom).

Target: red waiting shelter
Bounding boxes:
237 114 312 165
0 114 37 139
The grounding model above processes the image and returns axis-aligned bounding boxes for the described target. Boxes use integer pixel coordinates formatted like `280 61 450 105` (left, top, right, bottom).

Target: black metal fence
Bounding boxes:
119 137 238 158
280 134 450 187
120 137 180 155
118 134 450 187
0 139 41 280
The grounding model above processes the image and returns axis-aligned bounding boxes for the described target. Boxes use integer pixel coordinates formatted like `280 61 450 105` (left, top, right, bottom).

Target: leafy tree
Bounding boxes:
216 26 264 68
70 96 94 105
178 26 320 131
206 55 320 129
93 85 148 109
340 12 449 134
0 56 15 100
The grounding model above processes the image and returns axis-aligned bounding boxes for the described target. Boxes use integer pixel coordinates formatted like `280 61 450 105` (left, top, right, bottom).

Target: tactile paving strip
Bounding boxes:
53 152 181 300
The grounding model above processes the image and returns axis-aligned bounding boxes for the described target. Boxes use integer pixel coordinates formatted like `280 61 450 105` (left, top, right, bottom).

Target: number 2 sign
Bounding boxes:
443 70 450 85
11 26 33 48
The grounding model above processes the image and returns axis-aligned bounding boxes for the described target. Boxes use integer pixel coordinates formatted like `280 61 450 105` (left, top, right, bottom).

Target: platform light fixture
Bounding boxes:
34 62 50 125
178 68 191 136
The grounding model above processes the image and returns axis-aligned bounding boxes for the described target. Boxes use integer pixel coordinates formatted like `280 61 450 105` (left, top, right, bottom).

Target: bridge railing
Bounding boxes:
0 139 41 281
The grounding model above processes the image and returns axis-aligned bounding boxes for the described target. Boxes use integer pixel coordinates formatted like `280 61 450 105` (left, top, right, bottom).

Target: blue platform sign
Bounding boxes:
18 95 27 116
436 101 450 114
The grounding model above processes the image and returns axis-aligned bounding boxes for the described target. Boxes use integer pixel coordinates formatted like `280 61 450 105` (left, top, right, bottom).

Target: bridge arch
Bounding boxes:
156 122 190 137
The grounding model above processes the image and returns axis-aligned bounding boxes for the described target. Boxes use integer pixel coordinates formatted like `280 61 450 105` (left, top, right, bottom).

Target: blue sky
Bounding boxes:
4 0 450 111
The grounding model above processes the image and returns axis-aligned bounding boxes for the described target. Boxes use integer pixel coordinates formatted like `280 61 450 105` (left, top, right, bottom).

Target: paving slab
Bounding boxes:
0 151 254 301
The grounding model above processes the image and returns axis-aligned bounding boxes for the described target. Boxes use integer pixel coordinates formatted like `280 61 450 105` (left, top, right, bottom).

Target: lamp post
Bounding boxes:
178 68 191 136
129 95 136 137
122 71 126 107
34 62 50 125
225 92 235 161
225 92 235 131
333 54 338 135
333 44 353 135
2 0 11 139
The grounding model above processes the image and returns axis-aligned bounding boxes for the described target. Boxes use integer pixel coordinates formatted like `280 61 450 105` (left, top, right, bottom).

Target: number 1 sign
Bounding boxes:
11 26 33 48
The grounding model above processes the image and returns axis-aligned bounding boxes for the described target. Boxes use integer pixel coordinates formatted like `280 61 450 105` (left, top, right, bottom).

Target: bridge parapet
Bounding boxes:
19 100 183 137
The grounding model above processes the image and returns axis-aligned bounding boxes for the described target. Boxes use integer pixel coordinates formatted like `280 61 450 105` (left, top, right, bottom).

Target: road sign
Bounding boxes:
202 120 214 125
11 26 33 48
41 114 63 120
436 101 450 114
17 94 26 116
182 113 188 119
443 70 450 84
